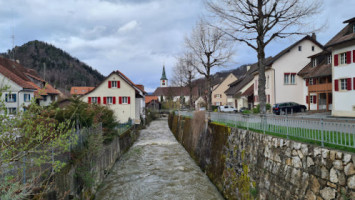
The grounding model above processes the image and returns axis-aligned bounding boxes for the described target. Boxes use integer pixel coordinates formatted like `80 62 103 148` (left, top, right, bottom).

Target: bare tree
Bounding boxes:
185 20 233 111
206 0 320 114
172 53 197 109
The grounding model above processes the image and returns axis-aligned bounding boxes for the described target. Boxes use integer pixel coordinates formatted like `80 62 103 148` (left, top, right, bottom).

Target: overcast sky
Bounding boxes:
0 0 354 92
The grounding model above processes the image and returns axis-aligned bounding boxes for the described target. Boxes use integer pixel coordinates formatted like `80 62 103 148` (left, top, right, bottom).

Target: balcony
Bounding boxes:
308 83 332 93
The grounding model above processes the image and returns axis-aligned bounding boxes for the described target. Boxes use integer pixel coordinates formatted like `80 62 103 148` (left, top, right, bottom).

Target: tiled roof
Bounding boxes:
225 62 258 95
298 61 331 79
325 19 355 47
85 70 147 96
265 35 324 66
0 57 59 95
145 96 158 104
70 87 95 95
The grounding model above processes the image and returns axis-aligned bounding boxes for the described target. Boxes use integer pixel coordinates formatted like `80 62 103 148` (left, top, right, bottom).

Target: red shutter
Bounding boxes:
353 50 355 63
108 81 111 88
128 97 131 104
306 79 309 86
103 97 107 104
113 97 116 104
347 51 351 64
118 81 120 88
347 78 352 90
334 54 339 66
313 95 317 104
334 80 339 91
88 97 92 104
313 78 317 85
97 97 101 104
306 96 309 104
119 97 122 104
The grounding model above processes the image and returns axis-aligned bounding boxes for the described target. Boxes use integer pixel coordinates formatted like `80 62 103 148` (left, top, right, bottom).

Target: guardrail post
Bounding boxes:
321 118 324 147
286 116 289 139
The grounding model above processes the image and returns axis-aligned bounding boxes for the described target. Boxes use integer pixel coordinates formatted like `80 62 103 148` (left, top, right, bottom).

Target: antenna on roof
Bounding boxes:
11 8 15 60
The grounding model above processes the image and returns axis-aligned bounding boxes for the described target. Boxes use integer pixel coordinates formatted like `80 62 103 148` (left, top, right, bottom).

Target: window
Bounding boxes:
92 97 98 103
309 96 314 104
107 97 113 104
284 73 290 84
43 95 47 101
327 55 332 64
312 58 317 67
5 93 16 102
340 53 347 64
340 79 347 90
24 94 31 102
290 74 296 85
111 81 118 88
216 94 221 98
312 46 315 51
266 76 270 89
7 107 16 114
122 97 128 104
298 46 302 51
309 78 314 85
216 102 221 106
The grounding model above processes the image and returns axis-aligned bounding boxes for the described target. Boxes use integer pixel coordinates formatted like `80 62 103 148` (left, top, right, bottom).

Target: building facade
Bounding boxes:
212 73 237 106
326 18 355 117
81 70 146 124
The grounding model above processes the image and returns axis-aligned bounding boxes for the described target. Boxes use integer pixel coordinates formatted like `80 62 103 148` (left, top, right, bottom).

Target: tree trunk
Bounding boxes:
257 46 266 114
188 71 193 109
207 75 212 111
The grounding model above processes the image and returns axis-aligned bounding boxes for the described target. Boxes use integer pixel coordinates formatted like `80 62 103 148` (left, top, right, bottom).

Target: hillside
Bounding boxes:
1 40 105 93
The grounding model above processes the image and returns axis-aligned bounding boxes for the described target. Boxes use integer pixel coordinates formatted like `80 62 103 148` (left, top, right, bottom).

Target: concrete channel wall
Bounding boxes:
168 113 355 200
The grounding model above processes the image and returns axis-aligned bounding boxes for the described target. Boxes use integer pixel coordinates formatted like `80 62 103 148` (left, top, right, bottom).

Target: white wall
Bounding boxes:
0 74 34 113
332 42 355 117
82 73 136 123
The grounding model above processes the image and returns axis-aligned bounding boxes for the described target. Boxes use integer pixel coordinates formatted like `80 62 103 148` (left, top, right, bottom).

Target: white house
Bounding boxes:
326 17 355 117
81 70 146 124
0 57 59 114
253 35 323 107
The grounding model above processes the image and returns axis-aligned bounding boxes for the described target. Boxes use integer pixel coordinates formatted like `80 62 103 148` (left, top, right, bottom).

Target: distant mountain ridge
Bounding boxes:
1 40 105 93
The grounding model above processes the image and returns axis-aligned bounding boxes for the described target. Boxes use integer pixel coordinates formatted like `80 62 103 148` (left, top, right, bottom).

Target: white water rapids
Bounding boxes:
95 118 224 200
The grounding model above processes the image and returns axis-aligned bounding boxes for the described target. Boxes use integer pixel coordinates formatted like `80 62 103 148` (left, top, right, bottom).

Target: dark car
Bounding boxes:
273 102 307 115
239 107 248 113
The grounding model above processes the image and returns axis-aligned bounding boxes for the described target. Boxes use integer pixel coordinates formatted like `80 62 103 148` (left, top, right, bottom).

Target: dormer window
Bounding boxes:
312 58 317 67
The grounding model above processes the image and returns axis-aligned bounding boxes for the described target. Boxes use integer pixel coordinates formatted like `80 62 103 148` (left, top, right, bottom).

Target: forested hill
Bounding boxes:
1 40 105 93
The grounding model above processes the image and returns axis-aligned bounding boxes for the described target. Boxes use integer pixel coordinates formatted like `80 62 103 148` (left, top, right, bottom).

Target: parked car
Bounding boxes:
239 107 248 113
273 102 307 115
219 105 237 112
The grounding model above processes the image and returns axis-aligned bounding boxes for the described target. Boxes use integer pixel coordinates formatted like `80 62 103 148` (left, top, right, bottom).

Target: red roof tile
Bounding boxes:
70 87 95 95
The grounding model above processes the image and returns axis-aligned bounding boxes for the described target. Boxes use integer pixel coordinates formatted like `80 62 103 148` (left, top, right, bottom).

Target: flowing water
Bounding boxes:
95 118 224 200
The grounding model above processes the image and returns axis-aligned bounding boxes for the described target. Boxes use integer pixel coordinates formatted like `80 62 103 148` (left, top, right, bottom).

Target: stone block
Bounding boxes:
307 157 315 168
333 160 344 171
298 150 304 159
326 181 336 188
305 190 316 200
329 168 338 183
293 142 301 150
320 187 336 200
337 171 346 186
292 156 302 168
322 149 330 159
314 147 322 157
335 152 342 160
348 175 355 189
321 166 329 180
329 151 336 161
343 153 351 164
344 163 355 176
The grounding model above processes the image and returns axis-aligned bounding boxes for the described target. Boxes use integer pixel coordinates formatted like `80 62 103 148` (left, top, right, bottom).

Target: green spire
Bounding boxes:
160 65 167 80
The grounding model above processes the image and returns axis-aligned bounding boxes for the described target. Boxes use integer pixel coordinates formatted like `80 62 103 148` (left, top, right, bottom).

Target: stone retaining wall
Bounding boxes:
169 113 355 200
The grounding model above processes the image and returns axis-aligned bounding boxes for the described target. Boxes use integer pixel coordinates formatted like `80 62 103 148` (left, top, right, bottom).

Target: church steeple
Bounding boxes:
160 65 168 87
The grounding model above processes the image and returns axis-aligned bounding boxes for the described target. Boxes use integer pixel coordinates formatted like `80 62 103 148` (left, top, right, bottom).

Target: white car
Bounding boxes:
218 105 237 112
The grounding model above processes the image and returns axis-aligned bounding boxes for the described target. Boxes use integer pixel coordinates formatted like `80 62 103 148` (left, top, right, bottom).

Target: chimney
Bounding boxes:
136 84 144 91
311 33 316 40
247 65 251 71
